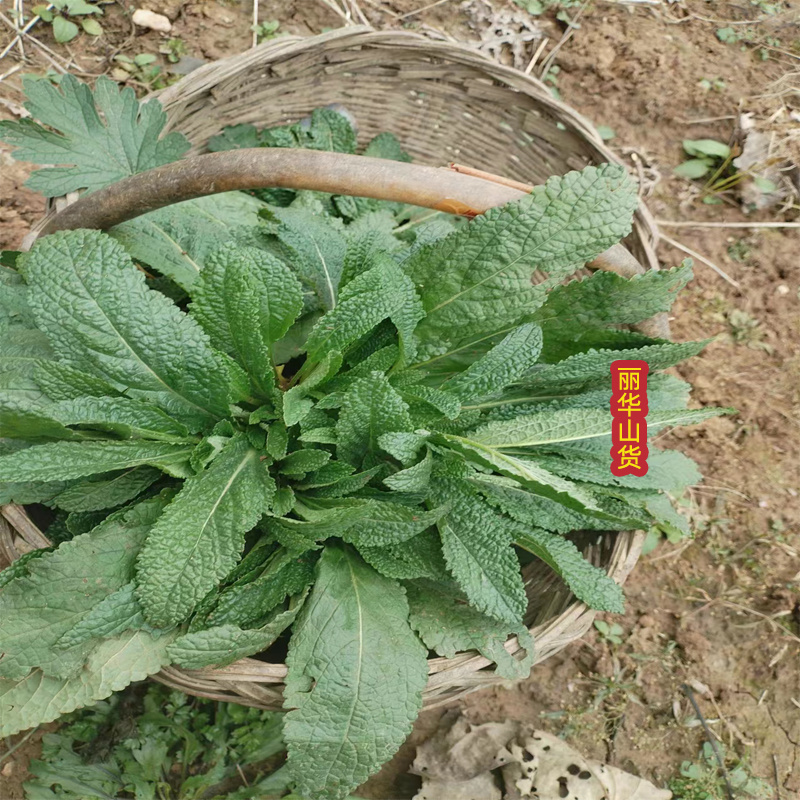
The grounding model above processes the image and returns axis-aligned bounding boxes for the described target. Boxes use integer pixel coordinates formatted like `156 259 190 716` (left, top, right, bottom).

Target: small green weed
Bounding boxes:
514 0 583 22
670 742 772 800
698 77 726 92
160 37 187 63
727 238 753 264
726 309 772 352
749 0 786 16
716 26 782 60
32 0 103 42
22 682 289 800
252 19 280 43
674 139 778 203
674 139 732 182
543 64 561 99
594 619 625 645
21 69 64 84
113 53 173 90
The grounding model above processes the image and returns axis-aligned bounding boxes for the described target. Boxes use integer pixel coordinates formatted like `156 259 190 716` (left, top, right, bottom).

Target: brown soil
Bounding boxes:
0 728 48 800
1 0 799 798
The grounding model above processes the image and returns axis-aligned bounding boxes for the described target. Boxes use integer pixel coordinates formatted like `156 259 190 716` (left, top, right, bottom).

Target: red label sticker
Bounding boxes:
610 360 649 476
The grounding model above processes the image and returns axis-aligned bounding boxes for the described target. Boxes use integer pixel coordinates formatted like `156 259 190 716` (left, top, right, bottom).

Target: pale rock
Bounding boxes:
132 8 172 32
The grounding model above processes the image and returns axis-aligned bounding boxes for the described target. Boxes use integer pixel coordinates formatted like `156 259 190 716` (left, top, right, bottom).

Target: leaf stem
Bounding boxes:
392 210 443 234
0 726 39 767
680 684 735 800
701 151 735 193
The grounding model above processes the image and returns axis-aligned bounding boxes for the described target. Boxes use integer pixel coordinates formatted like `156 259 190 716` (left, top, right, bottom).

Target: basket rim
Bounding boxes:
152 25 660 270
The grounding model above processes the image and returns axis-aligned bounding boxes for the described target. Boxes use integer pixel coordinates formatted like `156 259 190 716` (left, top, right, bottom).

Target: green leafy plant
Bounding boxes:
670 742 772 800
593 619 625 645
749 0 786 14
112 53 172 90
0 76 729 800
716 26 782 60
698 77 726 92
22 682 290 799
674 139 732 181
726 309 772 352
252 19 280 43
160 37 187 63
20 68 64 85
674 139 778 203
32 0 103 43
727 237 753 264
513 0 583 23
543 64 561 99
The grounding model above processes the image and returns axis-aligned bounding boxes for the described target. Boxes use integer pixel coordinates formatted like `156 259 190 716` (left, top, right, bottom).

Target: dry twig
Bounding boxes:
0 728 39 768
0 9 70 73
659 232 741 288
316 0 368 25
525 38 549 74
0 63 21 83
398 0 453 19
773 754 781 800
538 0 589 78
687 589 800 647
12 0 25 59
681 684 735 800
658 219 800 229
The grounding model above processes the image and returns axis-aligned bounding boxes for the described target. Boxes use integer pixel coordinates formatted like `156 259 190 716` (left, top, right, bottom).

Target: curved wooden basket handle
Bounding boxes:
39 149 669 339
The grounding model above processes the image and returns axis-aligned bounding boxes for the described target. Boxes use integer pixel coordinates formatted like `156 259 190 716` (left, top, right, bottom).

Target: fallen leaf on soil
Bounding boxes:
462 0 549 69
416 772 503 800
412 712 518 783
412 713 672 800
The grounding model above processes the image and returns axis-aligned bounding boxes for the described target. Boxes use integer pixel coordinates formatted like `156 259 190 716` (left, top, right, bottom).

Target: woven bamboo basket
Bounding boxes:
1 26 660 711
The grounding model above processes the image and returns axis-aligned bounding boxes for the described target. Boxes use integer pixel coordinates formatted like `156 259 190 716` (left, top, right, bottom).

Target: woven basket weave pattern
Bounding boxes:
2 27 652 711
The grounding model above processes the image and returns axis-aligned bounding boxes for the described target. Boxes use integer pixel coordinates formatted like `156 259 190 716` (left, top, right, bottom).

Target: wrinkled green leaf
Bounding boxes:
407 164 638 359
284 547 428 800
430 468 527 625
0 495 168 680
22 230 231 429
337 373 412 467
51 466 161 512
110 194 267 292
0 629 174 737
168 593 306 669
406 580 533 679
533 264 692 362
136 433 275 627
48 396 192 441
0 75 188 196
441 323 542 403
0 440 194 482
513 526 624 612
55 582 147 648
